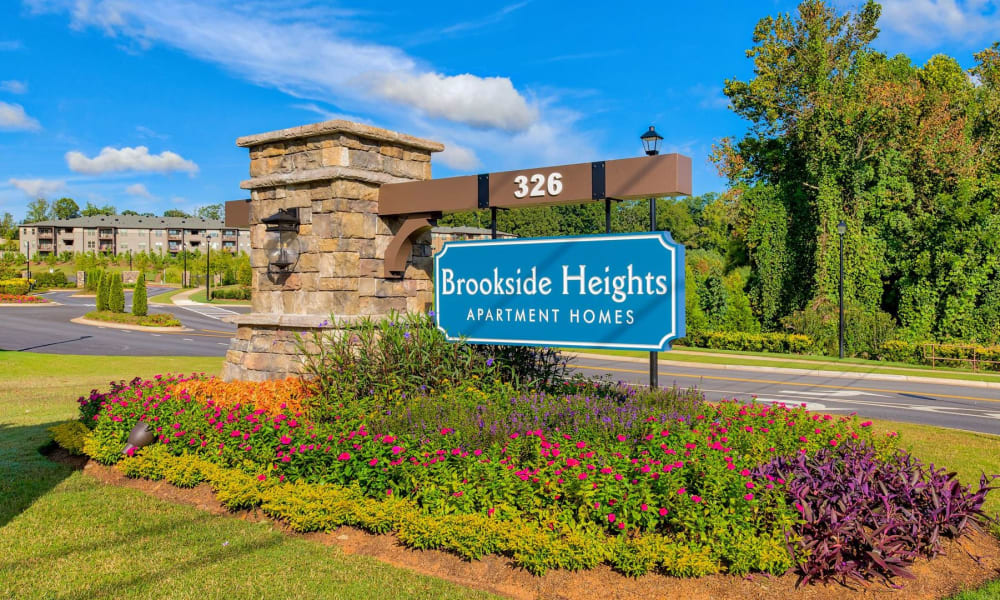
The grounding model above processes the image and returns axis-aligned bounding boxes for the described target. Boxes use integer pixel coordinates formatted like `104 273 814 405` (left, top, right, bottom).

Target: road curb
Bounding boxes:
71 316 191 333
565 352 1000 391
0 301 61 307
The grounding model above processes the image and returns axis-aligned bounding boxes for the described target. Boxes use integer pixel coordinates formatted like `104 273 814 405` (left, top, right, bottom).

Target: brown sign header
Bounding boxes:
378 153 691 216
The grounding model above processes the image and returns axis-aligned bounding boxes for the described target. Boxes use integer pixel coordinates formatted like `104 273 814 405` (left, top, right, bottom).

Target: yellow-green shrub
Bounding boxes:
48 421 90 455
82 426 124 465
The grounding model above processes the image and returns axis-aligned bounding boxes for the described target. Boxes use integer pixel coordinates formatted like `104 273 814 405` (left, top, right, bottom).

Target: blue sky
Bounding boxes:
1 0 998 221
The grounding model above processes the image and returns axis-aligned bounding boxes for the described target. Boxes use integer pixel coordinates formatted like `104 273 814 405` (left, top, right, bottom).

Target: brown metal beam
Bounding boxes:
384 214 435 277
378 153 691 216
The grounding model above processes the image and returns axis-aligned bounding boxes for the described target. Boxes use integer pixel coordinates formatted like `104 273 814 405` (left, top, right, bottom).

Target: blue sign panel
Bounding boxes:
434 233 685 351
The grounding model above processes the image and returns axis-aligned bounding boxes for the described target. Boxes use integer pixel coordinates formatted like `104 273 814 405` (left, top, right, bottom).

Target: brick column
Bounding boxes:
222 120 443 381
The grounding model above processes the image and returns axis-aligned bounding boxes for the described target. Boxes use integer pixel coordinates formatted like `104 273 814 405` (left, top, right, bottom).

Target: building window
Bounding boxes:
120 243 128 250
87 241 95 249
139 242 146 249
155 230 163 237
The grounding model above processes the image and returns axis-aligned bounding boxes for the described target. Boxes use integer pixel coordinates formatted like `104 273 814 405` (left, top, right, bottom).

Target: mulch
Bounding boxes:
46 448 1000 600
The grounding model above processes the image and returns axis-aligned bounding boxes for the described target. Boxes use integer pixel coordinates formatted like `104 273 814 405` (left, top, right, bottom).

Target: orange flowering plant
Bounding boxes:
170 377 313 417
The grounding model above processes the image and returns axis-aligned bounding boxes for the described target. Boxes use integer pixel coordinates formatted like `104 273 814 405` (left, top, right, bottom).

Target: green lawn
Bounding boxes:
1 351 996 598
147 286 188 304
571 346 1000 385
0 351 497 600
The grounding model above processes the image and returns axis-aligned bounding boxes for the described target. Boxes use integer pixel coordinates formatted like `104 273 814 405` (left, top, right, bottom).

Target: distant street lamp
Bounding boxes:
837 220 847 359
642 125 663 389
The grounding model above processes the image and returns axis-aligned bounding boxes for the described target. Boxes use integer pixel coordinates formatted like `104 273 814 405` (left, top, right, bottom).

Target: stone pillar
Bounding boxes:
222 120 443 382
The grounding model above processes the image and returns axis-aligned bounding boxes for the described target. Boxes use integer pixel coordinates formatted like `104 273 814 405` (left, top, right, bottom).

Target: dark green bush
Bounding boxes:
33 270 70 288
680 330 816 354
781 297 897 358
96 271 109 311
211 285 251 300
132 272 148 316
109 272 125 313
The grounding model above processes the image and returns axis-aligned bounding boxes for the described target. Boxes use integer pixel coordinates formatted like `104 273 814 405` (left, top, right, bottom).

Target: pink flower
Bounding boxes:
608 513 616 523
368 458 379 466
280 435 292 445
744 493 754 501
616 434 627 442
746 481 755 489
391 446 404 455
677 487 686 495
386 489 393 496
257 474 267 481
487 508 495 517
691 495 702 503
860 420 872 427
337 452 351 461
125 447 135 457
640 503 648 511
578 472 588 480
739 468 750 477
658 507 668 516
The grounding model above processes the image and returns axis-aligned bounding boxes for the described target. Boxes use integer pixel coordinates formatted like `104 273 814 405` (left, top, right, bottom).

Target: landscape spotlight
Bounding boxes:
123 421 155 455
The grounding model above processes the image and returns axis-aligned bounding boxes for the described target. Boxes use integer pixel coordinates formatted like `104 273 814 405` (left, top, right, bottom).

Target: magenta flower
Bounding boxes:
607 513 616 523
280 435 292 445
658 507 668 516
744 493 754 501
391 445 404 455
676 487 686 495
691 495 702 503
337 452 351 461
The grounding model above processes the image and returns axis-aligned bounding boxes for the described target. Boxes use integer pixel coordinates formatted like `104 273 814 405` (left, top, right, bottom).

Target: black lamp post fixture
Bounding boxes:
837 219 847 359
263 208 301 274
641 125 663 388
640 125 663 156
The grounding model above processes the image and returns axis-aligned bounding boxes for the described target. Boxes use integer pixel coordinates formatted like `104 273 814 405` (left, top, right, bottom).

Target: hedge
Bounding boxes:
211 285 251 300
679 331 816 355
0 278 31 295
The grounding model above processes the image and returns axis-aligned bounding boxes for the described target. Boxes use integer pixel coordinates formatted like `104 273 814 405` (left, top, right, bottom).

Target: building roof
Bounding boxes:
431 226 513 237
21 215 247 229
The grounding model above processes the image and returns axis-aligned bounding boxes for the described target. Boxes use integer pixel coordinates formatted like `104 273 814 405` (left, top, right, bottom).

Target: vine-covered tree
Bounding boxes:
713 0 1000 342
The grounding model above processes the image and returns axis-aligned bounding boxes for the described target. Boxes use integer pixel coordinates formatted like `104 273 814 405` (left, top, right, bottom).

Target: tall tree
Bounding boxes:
51 197 81 220
0 212 16 240
196 203 223 220
163 209 191 218
713 0 999 342
24 198 50 223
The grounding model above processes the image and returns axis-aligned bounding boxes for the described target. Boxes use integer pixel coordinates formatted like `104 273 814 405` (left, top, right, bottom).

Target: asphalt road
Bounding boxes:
571 354 1000 435
3 293 999 435
0 288 248 356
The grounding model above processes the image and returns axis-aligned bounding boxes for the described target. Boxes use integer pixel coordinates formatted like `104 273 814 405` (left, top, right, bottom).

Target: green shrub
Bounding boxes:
211 285 251 300
96 271 109 311
109 272 125 313
680 330 816 354
237 258 252 286
33 270 70 288
0 278 31 295
296 311 566 418
48 421 91 455
132 272 148 316
781 297 897 358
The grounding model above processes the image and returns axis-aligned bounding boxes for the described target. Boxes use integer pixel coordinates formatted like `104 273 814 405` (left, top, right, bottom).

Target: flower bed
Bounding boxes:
64 357 994 584
0 293 47 304
82 310 181 327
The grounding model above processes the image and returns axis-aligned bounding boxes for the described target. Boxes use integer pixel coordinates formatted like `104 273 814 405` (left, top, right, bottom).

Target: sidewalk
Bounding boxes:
567 349 1000 391
169 288 203 306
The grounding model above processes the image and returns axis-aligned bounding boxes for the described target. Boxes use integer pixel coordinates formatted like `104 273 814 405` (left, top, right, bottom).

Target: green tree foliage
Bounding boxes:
196 204 223 220
713 0 1000 346
81 202 116 217
96 271 109 311
24 198 50 223
163 209 191 218
0 212 18 240
109 272 125 313
132 271 148 317
51 197 80 220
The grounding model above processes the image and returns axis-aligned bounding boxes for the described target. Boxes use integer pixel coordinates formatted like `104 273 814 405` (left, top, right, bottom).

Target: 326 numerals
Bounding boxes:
513 172 563 199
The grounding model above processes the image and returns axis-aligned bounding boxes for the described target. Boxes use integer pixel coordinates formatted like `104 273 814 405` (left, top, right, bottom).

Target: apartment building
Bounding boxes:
19 215 250 256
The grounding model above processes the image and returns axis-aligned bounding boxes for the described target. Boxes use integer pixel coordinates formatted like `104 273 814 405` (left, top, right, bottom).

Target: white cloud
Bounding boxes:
374 72 537 132
878 0 1000 47
0 80 28 94
30 0 540 133
8 178 65 197
436 141 480 171
125 183 152 198
65 146 198 175
291 102 366 124
0 101 41 131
